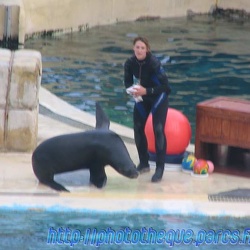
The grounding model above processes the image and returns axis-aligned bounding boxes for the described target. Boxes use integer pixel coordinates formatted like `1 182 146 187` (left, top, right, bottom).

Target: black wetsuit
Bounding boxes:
124 53 171 169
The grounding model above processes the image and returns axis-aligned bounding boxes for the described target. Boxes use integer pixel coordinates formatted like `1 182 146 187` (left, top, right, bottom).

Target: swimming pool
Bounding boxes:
1 208 249 249
25 15 250 143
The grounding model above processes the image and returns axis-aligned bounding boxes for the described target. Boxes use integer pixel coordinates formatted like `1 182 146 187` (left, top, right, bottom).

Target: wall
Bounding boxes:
21 0 215 36
218 0 250 12
0 0 217 46
0 48 41 152
1 0 250 47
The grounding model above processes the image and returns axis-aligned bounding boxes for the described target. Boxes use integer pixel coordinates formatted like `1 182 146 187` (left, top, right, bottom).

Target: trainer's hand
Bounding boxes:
133 85 146 97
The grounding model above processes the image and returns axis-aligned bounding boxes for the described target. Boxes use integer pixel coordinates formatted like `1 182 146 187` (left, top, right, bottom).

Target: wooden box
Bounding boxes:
195 97 250 176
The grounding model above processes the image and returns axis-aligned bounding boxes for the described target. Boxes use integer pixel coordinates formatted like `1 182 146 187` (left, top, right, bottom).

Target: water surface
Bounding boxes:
1 210 249 249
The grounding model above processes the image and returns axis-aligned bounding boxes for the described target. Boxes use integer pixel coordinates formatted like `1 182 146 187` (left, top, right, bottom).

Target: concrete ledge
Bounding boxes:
0 48 41 152
0 110 4 145
6 109 38 150
1 193 250 217
0 49 11 108
10 50 41 109
39 87 135 142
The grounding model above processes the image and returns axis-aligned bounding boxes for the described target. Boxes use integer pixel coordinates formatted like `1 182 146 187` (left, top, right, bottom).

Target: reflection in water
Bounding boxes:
25 16 250 142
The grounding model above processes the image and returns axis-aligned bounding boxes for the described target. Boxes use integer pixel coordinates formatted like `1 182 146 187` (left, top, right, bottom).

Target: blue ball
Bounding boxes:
182 154 197 171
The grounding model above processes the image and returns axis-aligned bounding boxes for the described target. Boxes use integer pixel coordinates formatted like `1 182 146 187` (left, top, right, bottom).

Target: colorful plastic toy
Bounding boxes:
182 154 197 173
193 159 209 175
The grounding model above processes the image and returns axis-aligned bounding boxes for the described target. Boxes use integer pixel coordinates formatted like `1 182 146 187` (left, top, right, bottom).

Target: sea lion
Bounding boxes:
32 103 138 192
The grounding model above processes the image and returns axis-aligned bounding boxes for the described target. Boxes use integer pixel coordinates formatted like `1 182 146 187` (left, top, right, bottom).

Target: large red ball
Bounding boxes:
145 108 191 155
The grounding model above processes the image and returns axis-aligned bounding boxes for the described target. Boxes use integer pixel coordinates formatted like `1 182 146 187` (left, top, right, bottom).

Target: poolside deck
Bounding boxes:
1 87 250 216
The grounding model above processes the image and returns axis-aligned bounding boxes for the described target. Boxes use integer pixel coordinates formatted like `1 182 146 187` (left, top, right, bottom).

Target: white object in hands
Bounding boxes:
126 86 143 102
126 86 137 95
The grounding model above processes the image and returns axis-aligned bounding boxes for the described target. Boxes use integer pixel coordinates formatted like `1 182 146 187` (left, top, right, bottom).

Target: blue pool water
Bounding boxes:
25 15 250 143
0 209 249 249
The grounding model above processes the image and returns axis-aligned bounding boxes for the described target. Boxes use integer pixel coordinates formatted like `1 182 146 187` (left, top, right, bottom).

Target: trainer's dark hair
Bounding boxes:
133 36 151 52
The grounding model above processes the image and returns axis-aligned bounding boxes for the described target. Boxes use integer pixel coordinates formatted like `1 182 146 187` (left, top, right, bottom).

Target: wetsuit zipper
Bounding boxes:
136 60 145 84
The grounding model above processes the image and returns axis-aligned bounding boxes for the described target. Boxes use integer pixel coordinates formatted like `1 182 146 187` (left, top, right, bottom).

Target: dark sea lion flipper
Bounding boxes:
89 166 107 188
40 179 69 192
95 102 110 130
